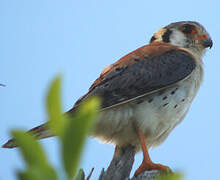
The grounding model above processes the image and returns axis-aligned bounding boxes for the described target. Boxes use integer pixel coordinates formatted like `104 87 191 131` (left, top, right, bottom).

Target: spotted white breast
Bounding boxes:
92 64 203 151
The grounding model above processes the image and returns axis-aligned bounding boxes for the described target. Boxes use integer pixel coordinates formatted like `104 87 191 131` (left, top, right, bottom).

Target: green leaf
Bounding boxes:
12 130 48 167
61 97 100 179
12 130 58 180
46 75 64 136
17 171 34 180
156 173 183 180
17 167 58 180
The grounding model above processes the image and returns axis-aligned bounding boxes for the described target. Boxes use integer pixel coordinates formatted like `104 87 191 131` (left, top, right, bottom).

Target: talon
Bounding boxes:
134 161 172 177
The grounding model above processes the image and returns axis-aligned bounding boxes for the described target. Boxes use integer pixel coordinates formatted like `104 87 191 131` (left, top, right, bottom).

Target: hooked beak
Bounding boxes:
201 38 213 49
196 35 213 49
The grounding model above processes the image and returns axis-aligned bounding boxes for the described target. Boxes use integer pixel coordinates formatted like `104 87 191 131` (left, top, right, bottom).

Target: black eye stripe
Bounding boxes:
162 29 172 43
150 36 156 43
181 24 195 34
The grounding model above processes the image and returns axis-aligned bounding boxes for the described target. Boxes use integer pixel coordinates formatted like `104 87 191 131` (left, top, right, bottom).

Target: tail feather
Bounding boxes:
2 123 53 149
2 107 77 149
2 139 16 149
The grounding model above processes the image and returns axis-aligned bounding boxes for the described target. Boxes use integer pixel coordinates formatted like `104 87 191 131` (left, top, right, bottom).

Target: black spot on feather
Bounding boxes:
163 96 168 100
163 103 169 107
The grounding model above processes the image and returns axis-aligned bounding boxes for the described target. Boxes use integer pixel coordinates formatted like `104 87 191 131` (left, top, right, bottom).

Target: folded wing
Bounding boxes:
73 43 196 109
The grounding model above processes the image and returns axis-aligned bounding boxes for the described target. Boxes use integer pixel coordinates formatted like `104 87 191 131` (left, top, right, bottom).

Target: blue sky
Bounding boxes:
0 1 219 180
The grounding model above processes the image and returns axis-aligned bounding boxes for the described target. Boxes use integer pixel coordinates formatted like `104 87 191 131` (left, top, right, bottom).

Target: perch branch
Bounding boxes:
98 145 161 180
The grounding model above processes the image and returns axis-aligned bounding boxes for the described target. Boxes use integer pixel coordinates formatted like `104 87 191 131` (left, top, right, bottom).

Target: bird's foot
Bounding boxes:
134 161 172 177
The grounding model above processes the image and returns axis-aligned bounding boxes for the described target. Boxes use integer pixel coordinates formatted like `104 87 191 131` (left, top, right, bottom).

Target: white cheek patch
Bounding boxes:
170 30 187 47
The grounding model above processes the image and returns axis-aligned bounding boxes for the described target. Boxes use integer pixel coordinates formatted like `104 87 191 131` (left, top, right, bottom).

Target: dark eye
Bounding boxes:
181 24 195 34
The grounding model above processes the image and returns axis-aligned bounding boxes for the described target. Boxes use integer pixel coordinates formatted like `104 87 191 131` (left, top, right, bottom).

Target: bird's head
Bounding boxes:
150 21 213 58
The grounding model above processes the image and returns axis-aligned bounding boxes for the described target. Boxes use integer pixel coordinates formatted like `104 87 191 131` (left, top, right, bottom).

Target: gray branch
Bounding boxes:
98 145 161 180
98 145 135 180
79 145 161 180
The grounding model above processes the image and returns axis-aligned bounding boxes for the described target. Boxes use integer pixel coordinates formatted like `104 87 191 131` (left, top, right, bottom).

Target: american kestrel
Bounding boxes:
3 21 212 176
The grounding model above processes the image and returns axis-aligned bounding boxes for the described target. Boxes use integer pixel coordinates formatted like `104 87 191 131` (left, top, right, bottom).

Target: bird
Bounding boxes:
2 21 213 176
